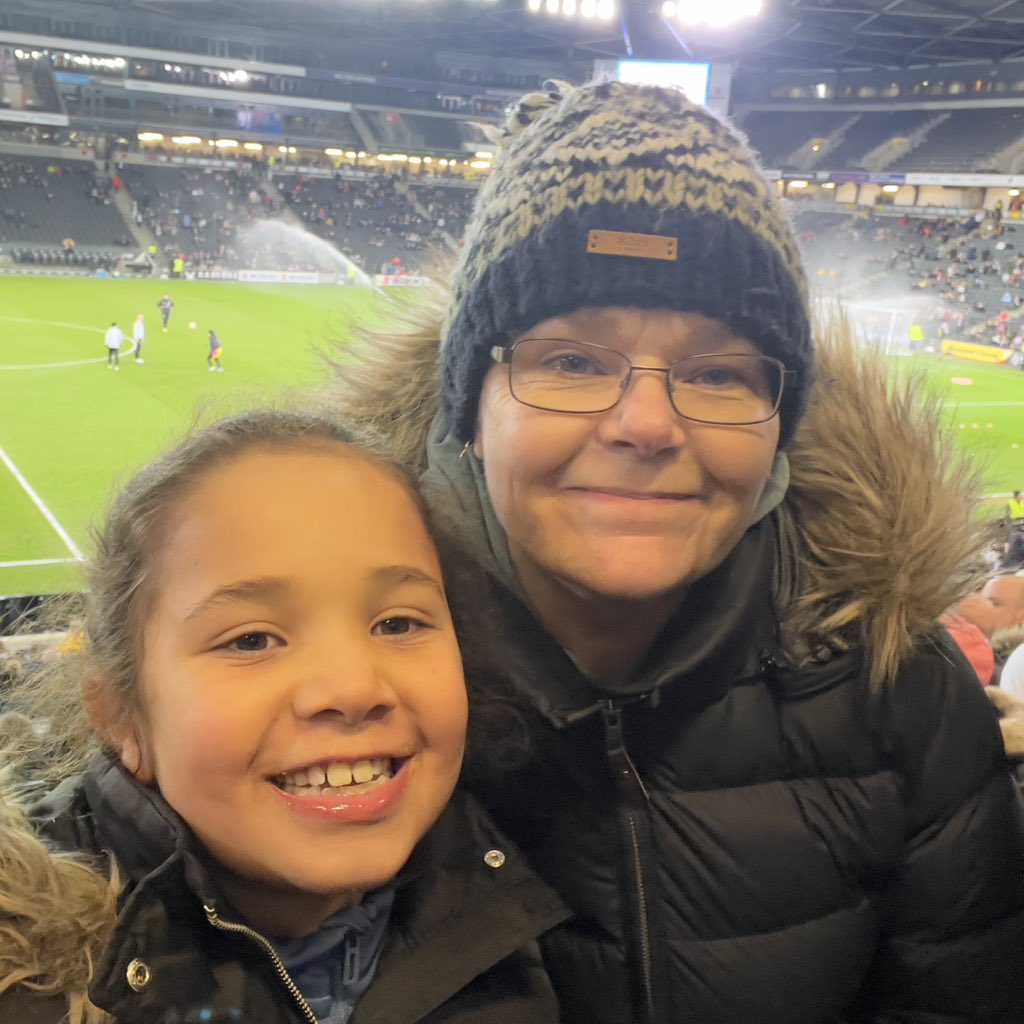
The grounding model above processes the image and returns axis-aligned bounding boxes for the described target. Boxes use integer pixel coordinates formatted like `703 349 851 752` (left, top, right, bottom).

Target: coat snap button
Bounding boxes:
125 958 152 991
483 848 506 868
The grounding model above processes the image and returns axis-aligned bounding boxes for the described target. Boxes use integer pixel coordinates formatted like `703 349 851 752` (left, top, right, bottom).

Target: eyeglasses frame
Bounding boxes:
489 339 793 426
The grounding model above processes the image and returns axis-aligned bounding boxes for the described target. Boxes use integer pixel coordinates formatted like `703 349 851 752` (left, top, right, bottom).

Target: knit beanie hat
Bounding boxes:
440 79 813 448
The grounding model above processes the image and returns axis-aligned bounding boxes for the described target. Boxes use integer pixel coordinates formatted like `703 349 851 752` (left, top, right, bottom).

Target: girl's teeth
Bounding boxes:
279 759 394 791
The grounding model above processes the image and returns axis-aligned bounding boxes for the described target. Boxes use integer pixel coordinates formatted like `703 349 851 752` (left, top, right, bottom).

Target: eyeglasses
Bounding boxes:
490 338 789 425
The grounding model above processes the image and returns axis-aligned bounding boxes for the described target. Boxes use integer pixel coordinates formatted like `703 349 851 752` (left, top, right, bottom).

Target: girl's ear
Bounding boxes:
81 676 154 784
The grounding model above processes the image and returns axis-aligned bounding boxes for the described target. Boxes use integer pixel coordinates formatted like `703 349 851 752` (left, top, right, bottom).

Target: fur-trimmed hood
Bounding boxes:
993 622 1024 662
323 288 986 688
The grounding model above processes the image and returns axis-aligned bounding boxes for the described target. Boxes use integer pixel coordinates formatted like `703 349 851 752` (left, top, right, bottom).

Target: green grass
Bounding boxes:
913 352 1024 497
3 276 1024 598
0 276 401 597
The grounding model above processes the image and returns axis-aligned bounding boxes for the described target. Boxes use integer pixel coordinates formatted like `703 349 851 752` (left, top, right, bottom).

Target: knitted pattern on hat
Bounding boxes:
441 79 813 447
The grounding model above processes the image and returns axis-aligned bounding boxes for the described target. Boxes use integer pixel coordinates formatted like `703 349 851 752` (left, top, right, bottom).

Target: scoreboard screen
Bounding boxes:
614 59 710 104
593 58 732 115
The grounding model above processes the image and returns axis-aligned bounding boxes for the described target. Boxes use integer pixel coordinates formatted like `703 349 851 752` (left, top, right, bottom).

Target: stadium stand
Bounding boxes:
887 108 1024 172
821 110 936 170
118 162 280 267
276 170 440 273
0 155 131 245
738 110 850 167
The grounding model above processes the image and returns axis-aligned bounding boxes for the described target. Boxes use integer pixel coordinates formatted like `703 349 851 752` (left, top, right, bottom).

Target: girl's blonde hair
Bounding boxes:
0 408 420 1023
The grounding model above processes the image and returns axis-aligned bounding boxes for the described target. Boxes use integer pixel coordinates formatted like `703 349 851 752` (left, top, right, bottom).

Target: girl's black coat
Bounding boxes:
0 757 568 1024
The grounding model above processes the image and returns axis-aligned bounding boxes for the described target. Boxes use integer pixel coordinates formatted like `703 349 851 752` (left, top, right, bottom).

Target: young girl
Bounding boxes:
0 410 566 1024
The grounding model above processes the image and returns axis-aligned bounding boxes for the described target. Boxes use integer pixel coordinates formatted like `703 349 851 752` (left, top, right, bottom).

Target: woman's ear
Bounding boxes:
81 676 154 784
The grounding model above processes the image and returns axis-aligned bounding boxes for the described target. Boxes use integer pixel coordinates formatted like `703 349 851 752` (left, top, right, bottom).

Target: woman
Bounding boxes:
330 80 1024 1023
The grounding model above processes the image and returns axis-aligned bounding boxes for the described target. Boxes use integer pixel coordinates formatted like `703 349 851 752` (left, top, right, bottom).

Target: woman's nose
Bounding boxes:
598 367 686 452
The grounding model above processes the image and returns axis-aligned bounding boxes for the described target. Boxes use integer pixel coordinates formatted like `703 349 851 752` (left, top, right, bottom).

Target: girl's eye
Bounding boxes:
222 632 279 652
372 616 424 636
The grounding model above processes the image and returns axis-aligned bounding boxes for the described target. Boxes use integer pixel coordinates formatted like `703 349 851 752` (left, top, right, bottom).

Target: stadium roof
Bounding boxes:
10 0 1024 75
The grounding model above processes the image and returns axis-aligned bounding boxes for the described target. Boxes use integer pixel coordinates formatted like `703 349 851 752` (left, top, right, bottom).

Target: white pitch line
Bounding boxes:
0 316 131 370
0 557 81 568
0 355 112 371
0 316 99 331
0 445 84 561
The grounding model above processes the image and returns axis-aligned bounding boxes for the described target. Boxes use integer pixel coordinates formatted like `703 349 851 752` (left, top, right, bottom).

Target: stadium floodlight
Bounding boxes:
671 0 761 26
529 0 613 19
137 131 164 142
171 135 202 145
324 147 344 156
214 139 239 148
243 142 263 151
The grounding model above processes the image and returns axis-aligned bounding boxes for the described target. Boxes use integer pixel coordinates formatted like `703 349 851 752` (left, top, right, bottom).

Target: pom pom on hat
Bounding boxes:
440 79 814 448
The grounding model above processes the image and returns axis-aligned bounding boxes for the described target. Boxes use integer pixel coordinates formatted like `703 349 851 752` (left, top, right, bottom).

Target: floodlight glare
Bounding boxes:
596 0 614 18
662 1 676 14
528 0 542 9
546 0 560 13
563 0 577 14
675 0 761 26
580 0 597 14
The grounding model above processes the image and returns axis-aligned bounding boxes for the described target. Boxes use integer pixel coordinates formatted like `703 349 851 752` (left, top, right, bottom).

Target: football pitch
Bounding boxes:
0 275 400 598
3 274 1024 599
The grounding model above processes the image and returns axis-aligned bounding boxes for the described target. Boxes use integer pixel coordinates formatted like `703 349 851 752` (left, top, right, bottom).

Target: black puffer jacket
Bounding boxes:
461 522 1024 1023
327 316 1024 1024
0 757 568 1024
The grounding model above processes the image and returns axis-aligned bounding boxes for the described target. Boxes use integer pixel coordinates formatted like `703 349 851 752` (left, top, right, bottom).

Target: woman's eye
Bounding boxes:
550 354 604 375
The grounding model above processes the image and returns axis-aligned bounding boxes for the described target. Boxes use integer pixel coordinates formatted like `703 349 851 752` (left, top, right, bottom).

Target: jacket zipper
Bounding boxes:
203 901 318 1024
602 700 657 1024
